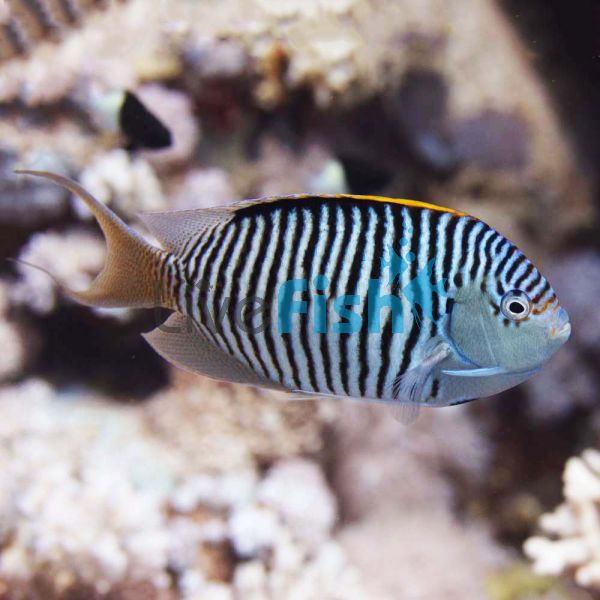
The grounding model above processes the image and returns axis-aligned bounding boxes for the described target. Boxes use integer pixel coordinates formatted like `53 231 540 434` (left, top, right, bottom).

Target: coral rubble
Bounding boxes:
525 450 600 590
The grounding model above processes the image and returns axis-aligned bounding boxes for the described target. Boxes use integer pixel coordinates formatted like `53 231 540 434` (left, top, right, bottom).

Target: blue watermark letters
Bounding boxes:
156 237 448 335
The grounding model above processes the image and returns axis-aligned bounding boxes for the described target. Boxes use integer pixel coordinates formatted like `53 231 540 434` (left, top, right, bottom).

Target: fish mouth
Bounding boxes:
553 321 571 340
551 307 571 340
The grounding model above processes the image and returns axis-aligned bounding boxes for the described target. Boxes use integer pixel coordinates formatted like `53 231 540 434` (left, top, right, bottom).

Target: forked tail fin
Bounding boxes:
16 170 170 309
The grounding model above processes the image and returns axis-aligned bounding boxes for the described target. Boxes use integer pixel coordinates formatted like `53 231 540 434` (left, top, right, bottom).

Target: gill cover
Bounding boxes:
447 287 500 369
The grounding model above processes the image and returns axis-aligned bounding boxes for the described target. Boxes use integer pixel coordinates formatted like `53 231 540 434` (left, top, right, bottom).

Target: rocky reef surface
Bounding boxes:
0 0 598 598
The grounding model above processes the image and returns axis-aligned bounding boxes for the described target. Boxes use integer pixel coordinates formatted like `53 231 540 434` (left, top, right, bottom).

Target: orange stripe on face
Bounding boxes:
532 295 557 315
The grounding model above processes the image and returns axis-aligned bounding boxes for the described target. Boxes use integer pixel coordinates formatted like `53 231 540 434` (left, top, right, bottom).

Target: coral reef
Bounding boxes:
0 0 597 597
0 280 36 381
524 449 600 590
0 378 373 599
12 229 105 315
331 403 507 599
0 0 591 240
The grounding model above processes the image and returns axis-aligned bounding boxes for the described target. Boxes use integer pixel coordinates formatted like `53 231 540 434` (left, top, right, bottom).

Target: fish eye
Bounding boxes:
501 290 531 321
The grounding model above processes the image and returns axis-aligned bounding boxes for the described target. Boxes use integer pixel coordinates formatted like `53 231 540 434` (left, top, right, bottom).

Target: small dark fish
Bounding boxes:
118 90 172 151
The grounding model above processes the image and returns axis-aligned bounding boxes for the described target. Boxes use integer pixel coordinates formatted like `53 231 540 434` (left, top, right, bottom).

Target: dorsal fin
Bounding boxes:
140 193 466 256
228 194 467 216
139 207 234 254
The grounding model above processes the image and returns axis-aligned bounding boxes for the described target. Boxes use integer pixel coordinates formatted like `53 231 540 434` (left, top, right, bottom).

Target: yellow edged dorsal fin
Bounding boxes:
226 193 466 216
338 194 466 216
141 193 464 256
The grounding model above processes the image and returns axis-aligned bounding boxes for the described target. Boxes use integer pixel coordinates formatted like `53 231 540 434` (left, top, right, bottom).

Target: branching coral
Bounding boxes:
0 280 37 381
0 378 372 599
524 449 600 589
77 150 166 218
0 0 590 243
12 229 105 314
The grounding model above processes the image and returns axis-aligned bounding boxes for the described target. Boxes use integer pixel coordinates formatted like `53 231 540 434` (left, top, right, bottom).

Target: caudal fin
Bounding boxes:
16 170 170 309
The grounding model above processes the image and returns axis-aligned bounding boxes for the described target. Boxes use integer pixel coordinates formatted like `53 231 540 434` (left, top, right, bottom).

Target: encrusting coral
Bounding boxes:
0 281 36 382
0 0 590 252
524 449 600 590
0 377 374 599
12 229 106 315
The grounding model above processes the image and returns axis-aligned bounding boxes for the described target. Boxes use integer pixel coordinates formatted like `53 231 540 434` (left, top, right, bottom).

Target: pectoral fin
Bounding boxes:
390 401 421 426
391 340 451 404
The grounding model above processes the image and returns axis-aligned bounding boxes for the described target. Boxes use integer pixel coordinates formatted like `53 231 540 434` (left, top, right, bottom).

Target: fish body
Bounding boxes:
18 172 571 408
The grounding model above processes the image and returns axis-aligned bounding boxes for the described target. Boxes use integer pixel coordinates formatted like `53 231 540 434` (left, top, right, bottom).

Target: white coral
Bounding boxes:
524 449 600 589
13 229 105 314
77 150 166 219
257 459 337 551
0 380 373 598
0 381 179 592
0 281 36 381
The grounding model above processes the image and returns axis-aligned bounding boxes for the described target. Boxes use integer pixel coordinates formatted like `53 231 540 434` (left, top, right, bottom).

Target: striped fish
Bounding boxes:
18 171 571 412
0 0 110 62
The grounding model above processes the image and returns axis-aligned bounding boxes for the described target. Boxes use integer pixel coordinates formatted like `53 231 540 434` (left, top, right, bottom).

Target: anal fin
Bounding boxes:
144 313 281 389
286 389 348 402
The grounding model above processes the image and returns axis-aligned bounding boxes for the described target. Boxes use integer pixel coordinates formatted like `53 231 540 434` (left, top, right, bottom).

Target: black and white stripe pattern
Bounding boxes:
172 196 550 400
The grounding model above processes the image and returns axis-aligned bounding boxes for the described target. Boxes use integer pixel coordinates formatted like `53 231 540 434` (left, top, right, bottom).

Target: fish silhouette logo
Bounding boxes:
380 237 415 285
379 234 449 328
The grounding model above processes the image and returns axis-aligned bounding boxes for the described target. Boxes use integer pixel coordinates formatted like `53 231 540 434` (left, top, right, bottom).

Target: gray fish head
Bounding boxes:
441 255 570 400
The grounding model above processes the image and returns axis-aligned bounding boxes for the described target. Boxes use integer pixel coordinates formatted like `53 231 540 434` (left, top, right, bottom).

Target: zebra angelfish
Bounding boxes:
18 171 571 412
